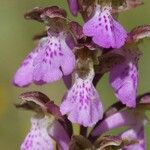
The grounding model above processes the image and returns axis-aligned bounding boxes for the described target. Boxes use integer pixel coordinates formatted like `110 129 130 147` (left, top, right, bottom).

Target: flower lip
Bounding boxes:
109 48 139 108
20 116 55 150
83 4 127 49
60 65 103 127
13 31 76 87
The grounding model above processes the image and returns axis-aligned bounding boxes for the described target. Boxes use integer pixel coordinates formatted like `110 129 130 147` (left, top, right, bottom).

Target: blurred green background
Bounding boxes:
0 0 150 149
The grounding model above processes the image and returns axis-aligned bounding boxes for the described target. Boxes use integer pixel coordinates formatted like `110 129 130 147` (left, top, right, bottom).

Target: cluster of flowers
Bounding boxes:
13 0 150 149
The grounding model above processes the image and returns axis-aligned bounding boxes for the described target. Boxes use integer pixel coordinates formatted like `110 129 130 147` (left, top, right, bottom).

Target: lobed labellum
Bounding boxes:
60 69 103 127
21 116 54 150
13 33 75 87
83 5 127 49
110 59 138 108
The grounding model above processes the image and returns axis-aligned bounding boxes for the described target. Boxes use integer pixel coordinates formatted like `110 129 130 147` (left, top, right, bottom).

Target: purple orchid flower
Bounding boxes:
21 116 54 150
21 116 70 150
13 31 75 87
83 5 127 49
67 0 79 16
60 67 103 127
18 91 70 150
109 49 139 107
121 122 146 150
91 107 147 150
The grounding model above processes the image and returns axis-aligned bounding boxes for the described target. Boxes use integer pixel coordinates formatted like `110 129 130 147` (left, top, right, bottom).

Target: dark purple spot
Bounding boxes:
82 83 85 88
50 52 53 58
46 51 49 56
88 88 91 92
110 26 113 31
80 99 83 103
85 87 88 91
131 74 137 87
59 52 63 56
42 58 47 63
23 61 29 66
105 25 108 31
28 55 32 59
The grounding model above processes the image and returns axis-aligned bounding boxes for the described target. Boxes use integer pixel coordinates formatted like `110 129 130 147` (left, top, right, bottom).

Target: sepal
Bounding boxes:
94 135 137 150
24 6 67 22
16 91 62 118
113 0 143 12
127 25 150 44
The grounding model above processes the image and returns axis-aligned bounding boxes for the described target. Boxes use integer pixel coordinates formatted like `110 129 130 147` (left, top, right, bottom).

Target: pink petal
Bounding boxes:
60 39 76 75
21 116 54 150
83 5 127 49
60 71 103 127
13 50 38 87
33 35 75 83
110 57 138 107
83 5 102 36
14 33 76 87
67 0 79 16
49 120 70 150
